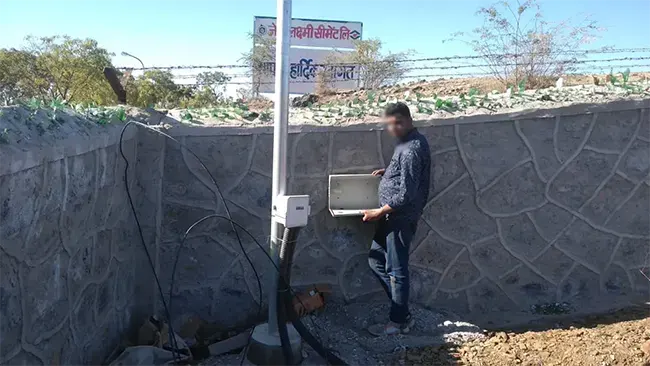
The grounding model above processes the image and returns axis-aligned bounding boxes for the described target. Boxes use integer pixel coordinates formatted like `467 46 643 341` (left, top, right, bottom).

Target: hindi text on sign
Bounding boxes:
267 23 356 41
254 17 362 49
263 60 357 81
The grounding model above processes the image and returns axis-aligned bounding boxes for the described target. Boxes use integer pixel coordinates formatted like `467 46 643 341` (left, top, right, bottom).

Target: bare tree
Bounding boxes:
239 33 276 97
447 0 603 88
314 52 341 95
347 39 410 90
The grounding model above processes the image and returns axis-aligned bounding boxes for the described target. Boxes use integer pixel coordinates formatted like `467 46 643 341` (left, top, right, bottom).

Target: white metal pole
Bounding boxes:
268 0 292 335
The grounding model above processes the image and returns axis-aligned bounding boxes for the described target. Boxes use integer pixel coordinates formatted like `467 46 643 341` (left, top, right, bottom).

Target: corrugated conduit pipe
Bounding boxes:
277 227 347 365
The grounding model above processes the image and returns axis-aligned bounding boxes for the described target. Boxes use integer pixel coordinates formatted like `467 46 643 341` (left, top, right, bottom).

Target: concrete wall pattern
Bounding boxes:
152 100 650 329
0 117 148 365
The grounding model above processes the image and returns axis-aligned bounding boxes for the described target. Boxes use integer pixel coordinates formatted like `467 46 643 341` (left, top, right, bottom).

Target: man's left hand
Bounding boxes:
362 208 385 222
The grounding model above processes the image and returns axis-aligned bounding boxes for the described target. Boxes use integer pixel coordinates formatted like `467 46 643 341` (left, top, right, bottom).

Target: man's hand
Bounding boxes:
372 169 386 176
362 208 385 222
363 204 394 222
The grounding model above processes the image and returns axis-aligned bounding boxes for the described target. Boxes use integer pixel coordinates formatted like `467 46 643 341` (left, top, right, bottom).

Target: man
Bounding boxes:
362 102 431 336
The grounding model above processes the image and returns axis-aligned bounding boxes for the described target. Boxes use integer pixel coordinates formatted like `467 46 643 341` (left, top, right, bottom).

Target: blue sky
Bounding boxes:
1 0 649 80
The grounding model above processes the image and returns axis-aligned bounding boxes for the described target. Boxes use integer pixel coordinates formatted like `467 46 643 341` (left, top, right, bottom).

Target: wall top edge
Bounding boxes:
165 98 650 137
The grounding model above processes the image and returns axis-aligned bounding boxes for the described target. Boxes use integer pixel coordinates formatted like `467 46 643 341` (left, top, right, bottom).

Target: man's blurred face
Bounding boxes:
384 115 408 138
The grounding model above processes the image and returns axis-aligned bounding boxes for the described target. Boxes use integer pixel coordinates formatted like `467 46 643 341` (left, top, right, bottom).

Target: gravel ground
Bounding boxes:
204 305 650 366
204 299 485 365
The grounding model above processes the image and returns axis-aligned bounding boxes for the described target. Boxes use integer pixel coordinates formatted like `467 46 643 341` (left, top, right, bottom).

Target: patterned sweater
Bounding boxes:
378 129 431 223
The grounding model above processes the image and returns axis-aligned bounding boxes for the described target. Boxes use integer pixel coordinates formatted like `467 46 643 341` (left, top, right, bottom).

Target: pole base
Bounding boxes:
245 322 302 365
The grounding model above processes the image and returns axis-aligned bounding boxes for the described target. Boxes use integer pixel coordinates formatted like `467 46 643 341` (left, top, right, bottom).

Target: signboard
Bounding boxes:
254 16 362 49
254 48 358 94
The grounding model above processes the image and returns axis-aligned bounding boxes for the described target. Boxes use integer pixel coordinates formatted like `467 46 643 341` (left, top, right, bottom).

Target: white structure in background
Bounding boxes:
253 16 363 94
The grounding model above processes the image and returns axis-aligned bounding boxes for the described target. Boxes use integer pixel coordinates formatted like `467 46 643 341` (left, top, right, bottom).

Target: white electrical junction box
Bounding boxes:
272 195 311 228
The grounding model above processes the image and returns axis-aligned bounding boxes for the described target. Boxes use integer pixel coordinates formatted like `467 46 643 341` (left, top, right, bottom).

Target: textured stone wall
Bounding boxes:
3 100 648 365
0 114 149 365
152 100 650 329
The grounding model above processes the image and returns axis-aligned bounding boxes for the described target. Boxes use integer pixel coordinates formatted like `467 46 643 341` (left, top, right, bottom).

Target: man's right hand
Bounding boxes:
372 169 386 176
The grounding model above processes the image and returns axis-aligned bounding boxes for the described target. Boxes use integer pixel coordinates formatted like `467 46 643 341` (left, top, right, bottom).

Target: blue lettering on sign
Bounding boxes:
290 58 318 80
286 58 358 82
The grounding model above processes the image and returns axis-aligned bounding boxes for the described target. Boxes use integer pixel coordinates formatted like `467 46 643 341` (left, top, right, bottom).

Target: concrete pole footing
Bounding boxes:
245 323 303 365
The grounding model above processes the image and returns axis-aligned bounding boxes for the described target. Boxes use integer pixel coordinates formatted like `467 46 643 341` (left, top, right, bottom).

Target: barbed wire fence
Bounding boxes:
115 47 650 89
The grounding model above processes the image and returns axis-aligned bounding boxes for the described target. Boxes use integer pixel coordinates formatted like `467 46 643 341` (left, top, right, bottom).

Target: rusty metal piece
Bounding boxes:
292 284 332 317
103 67 127 104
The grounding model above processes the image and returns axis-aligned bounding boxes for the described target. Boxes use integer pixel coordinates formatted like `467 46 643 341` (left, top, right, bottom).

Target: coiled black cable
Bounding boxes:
169 215 265 339
119 123 180 360
119 121 262 360
120 120 346 365
172 217 346 365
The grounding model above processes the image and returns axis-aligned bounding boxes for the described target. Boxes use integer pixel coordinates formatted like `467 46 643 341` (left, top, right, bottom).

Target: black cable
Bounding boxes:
277 227 299 365
171 215 343 365
240 326 255 366
119 121 263 361
119 121 318 363
279 228 347 366
120 121 262 362
168 214 279 365
169 214 264 341
119 124 180 361
290 313 347 365
121 121 337 364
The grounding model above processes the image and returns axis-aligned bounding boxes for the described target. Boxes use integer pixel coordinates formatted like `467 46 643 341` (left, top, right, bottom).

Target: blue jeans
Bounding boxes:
368 217 417 324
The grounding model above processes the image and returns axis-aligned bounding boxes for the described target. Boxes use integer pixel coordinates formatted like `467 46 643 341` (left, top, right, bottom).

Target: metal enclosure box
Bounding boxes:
328 174 381 217
273 195 311 228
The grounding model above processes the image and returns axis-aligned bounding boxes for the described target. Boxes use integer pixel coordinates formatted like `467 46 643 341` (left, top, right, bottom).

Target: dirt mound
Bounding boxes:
396 306 650 366
314 72 650 106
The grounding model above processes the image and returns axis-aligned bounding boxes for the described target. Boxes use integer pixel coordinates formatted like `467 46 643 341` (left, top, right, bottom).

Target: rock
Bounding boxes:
178 314 204 339
642 340 650 356
495 332 509 342
291 94 319 108
242 111 259 121
539 94 553 101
